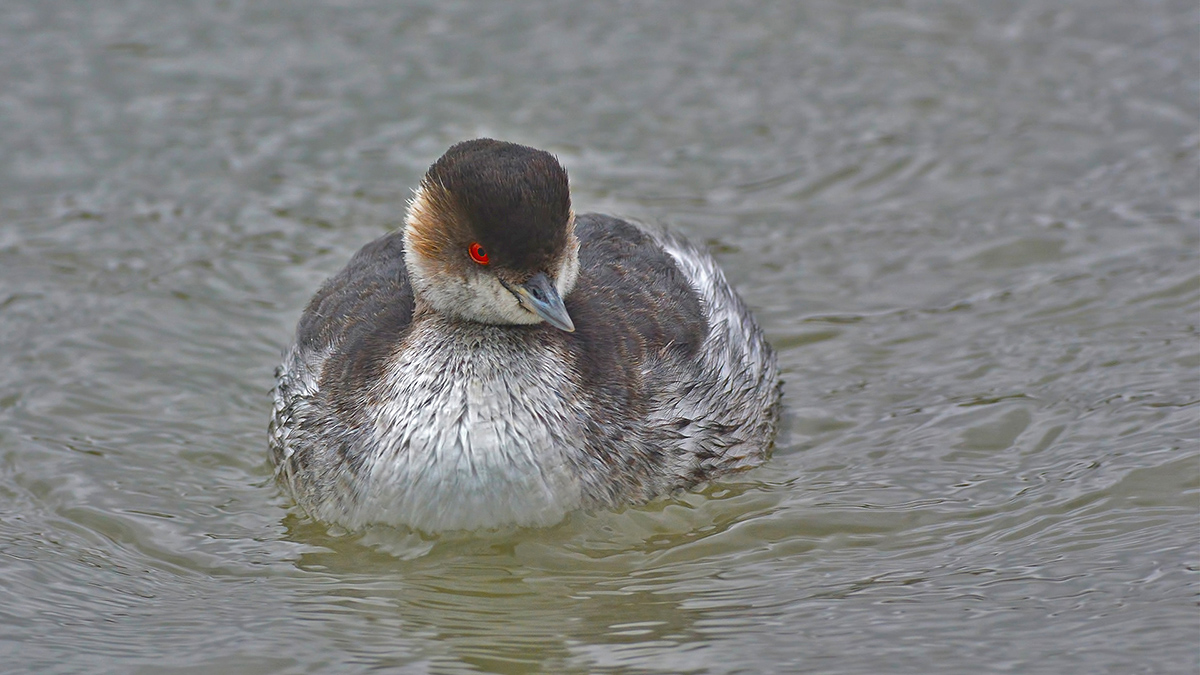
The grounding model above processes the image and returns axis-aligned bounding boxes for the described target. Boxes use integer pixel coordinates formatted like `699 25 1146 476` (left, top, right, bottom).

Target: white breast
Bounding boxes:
350 318 586 532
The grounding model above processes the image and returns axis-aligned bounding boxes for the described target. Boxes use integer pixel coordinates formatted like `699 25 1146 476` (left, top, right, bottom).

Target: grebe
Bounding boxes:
270 139 780 532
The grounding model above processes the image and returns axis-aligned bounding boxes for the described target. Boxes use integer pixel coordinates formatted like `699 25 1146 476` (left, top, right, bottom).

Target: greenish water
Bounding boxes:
1 1 1196 673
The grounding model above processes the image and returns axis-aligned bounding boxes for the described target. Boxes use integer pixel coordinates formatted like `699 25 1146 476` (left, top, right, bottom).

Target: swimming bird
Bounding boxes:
270 139 781 532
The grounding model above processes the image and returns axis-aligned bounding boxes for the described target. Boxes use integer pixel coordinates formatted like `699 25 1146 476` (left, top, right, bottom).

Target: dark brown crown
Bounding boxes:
424 139 571 272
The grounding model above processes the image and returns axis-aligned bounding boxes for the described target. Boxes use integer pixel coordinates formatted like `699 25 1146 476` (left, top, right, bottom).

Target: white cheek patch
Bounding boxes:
461 273 542 325
404 249 540 327
555 231 581 298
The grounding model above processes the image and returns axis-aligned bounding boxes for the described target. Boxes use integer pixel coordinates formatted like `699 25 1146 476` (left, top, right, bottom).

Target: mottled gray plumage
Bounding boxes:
270 139 781 532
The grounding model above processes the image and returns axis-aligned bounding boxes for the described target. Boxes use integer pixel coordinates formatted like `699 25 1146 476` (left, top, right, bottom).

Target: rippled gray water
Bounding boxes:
1 1 1197 673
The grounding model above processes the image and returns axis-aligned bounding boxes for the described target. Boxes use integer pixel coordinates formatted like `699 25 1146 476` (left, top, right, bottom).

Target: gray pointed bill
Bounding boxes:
505 272 575 332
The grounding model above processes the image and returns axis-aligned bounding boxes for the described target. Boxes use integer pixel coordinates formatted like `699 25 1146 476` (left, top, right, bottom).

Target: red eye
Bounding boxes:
468 242 489 265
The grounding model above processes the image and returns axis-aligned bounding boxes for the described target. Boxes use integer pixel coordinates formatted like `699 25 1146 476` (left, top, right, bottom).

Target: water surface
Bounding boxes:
1 1 1197 673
